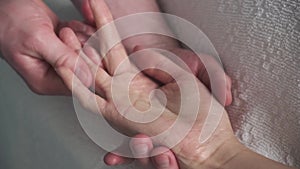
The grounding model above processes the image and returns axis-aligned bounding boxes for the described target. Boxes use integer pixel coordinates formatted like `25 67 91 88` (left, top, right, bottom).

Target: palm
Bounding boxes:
58 0 235 168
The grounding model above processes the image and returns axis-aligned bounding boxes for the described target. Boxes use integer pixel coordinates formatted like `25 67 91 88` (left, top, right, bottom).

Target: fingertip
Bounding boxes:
151 147 179 169
81 0 95 24
104 153 128 166
225 75 233 106
103 153 117 165
129 134 153 158
59 27 81 51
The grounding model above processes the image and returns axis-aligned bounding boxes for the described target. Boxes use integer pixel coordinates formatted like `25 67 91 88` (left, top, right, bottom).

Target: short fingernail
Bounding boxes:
132 144 149 156
155 155 169 169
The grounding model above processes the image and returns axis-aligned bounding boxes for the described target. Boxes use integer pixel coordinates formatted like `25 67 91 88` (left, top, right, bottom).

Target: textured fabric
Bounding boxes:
158 0 300 167
0 0 299 169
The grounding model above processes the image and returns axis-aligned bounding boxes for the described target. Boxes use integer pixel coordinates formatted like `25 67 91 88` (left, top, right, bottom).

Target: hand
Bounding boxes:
64 19 232 169
59 24 180 169
104 134 179 169
67 0 95 25
0 0 92 95
63 24 232 107
58 1 241 169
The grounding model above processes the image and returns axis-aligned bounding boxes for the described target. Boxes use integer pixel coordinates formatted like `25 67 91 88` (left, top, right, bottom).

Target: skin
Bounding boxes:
58 1 297 169
67 0 232 168
0 0 92 95
1 0 293 168
58 0 238 169
0 0 230 166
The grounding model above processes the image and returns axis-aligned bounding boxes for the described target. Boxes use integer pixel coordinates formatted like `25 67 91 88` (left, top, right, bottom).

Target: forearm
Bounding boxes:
71 0 179 53
202 139 296 169
223 149 295 169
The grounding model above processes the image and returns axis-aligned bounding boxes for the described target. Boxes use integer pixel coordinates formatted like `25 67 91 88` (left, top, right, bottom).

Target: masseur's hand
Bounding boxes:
0 0 92 95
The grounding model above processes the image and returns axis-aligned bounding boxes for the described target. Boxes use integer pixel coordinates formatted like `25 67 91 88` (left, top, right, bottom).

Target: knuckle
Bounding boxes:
54 53 74 70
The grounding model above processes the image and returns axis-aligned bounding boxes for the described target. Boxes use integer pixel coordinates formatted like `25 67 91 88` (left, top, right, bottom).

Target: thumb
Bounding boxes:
37 32 92 87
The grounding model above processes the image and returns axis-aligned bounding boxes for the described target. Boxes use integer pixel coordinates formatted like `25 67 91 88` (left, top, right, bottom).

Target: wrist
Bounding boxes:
221 143 295 169
202 138 246 169
177 136 245 169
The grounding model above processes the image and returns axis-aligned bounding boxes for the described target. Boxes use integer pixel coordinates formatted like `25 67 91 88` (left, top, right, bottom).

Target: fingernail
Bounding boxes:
132 143 149 156
155 155 169 169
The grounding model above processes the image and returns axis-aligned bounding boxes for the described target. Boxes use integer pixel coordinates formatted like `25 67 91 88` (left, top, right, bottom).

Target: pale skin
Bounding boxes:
0 0 295 168
0 0 230 168
58 0 297 169
71 0 233 106
0 0 93 95
69 0 232 168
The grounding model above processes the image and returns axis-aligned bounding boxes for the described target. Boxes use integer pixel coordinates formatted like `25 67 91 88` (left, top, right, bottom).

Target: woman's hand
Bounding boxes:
57 0 241 169
63 22 232 107
0 0 92 95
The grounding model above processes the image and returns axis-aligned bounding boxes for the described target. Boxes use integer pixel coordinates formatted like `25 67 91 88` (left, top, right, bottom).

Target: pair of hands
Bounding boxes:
0 0 235 168
0 0 232 101
57 0 240 169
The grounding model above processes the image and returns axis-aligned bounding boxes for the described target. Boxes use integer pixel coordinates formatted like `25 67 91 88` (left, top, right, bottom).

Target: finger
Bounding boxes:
210 73 232 106
103 135 135 166
67 20 96 36
59 27 81 51
170 48 232 106
75 32 89 46
89 0 130 75
131 47 191 84
224 76 232 105
59 27 111 97
129 134 154 165
59 27 96 73
80 50 111 98
89 0 113 29
132 46 175 84
151 147 179 169
64 20 96 45
104 152 133 166
56 67 107 114
195 54 232 106
81 0 95 25
80 48 111 97
37 32 92 87
82 45 102 66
